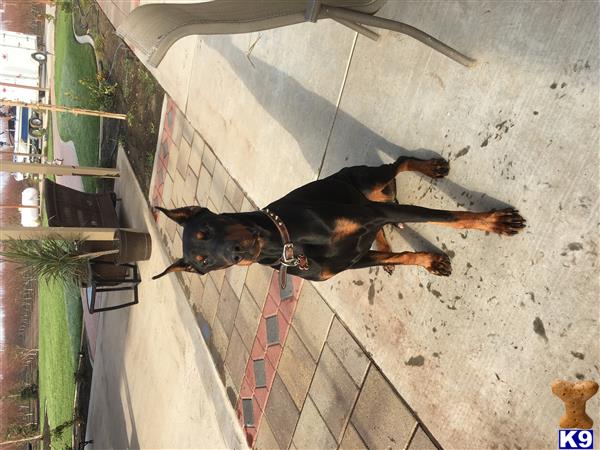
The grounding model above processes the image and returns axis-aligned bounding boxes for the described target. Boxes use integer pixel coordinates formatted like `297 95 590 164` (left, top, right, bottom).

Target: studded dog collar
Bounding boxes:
261 208 309 289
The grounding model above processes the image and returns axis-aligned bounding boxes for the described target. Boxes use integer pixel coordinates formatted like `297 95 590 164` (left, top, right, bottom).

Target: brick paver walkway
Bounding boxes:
151 96 439 449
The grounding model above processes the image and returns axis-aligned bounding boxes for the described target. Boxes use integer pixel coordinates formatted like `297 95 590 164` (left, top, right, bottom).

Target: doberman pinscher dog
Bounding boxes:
153 156 525 282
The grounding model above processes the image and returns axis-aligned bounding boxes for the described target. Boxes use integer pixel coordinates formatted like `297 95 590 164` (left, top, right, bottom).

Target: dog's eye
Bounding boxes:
202 258 209 266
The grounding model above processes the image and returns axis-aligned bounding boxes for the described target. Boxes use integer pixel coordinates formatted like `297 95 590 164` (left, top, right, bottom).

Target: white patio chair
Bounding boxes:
117 0 475 68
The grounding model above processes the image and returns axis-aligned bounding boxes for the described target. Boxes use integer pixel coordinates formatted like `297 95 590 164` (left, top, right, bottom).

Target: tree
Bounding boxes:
0 344 37 368
1 423 39 446
0 383 38 404
0 434 44 446
19 383 38 400
0 418 77 447
0 433 42 447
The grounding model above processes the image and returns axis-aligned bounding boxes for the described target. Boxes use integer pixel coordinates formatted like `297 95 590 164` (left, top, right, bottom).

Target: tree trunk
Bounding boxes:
74 249 120 260
0 394 20 400
0 434 42 446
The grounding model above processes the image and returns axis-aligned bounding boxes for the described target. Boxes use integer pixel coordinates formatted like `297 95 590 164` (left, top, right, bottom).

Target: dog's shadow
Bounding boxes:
206 36 516 255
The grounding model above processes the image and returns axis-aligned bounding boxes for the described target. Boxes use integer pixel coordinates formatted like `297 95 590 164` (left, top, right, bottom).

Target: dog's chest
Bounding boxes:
289 219 376 268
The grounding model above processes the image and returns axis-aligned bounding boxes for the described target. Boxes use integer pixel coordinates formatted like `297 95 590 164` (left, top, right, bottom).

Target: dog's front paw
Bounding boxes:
425 254 452 276
383 264 395 275
488 208 526 236
424 158 450 178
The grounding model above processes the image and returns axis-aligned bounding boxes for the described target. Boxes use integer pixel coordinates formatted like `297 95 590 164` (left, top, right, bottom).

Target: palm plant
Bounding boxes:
0 236 118 284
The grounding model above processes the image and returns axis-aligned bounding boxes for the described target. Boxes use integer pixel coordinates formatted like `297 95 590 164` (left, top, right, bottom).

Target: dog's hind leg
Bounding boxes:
352 251 452 276
374 229 395 275
374 204 526 236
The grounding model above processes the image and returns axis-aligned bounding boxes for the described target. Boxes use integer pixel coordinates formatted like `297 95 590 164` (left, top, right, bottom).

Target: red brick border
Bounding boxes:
236 272 303 447
152 99 179 216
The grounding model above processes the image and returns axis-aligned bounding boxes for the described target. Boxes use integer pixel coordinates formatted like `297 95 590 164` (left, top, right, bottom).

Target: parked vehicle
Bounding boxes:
0 31 47 102
6 106 45 175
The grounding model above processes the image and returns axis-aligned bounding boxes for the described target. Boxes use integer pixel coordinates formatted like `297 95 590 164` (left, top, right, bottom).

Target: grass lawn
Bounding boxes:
37 278 82 449
37 208 83 448
54 0 100 193
38 1 102 444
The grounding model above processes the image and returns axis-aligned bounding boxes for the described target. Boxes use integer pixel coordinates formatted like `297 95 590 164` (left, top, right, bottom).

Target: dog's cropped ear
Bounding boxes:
154 206 206 225
152 258 198 280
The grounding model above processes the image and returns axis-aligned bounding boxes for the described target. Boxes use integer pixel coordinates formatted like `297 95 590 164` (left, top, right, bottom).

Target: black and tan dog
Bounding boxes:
153 157 525 281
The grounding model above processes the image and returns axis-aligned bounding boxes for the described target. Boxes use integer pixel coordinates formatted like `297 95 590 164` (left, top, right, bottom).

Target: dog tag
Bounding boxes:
280 272 294 300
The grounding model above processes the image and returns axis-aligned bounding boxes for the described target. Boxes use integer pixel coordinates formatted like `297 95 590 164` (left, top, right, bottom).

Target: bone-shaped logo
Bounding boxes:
551 379 598 429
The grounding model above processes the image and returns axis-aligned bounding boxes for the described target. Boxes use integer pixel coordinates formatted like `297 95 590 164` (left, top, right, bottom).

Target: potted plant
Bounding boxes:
0 236 119 284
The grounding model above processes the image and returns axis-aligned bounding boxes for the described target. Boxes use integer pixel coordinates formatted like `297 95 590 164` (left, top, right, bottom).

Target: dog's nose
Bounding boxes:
231 244 243 263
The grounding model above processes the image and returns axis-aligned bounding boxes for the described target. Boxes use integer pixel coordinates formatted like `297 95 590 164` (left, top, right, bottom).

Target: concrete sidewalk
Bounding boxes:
85 147 246 449
95 1 598 449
